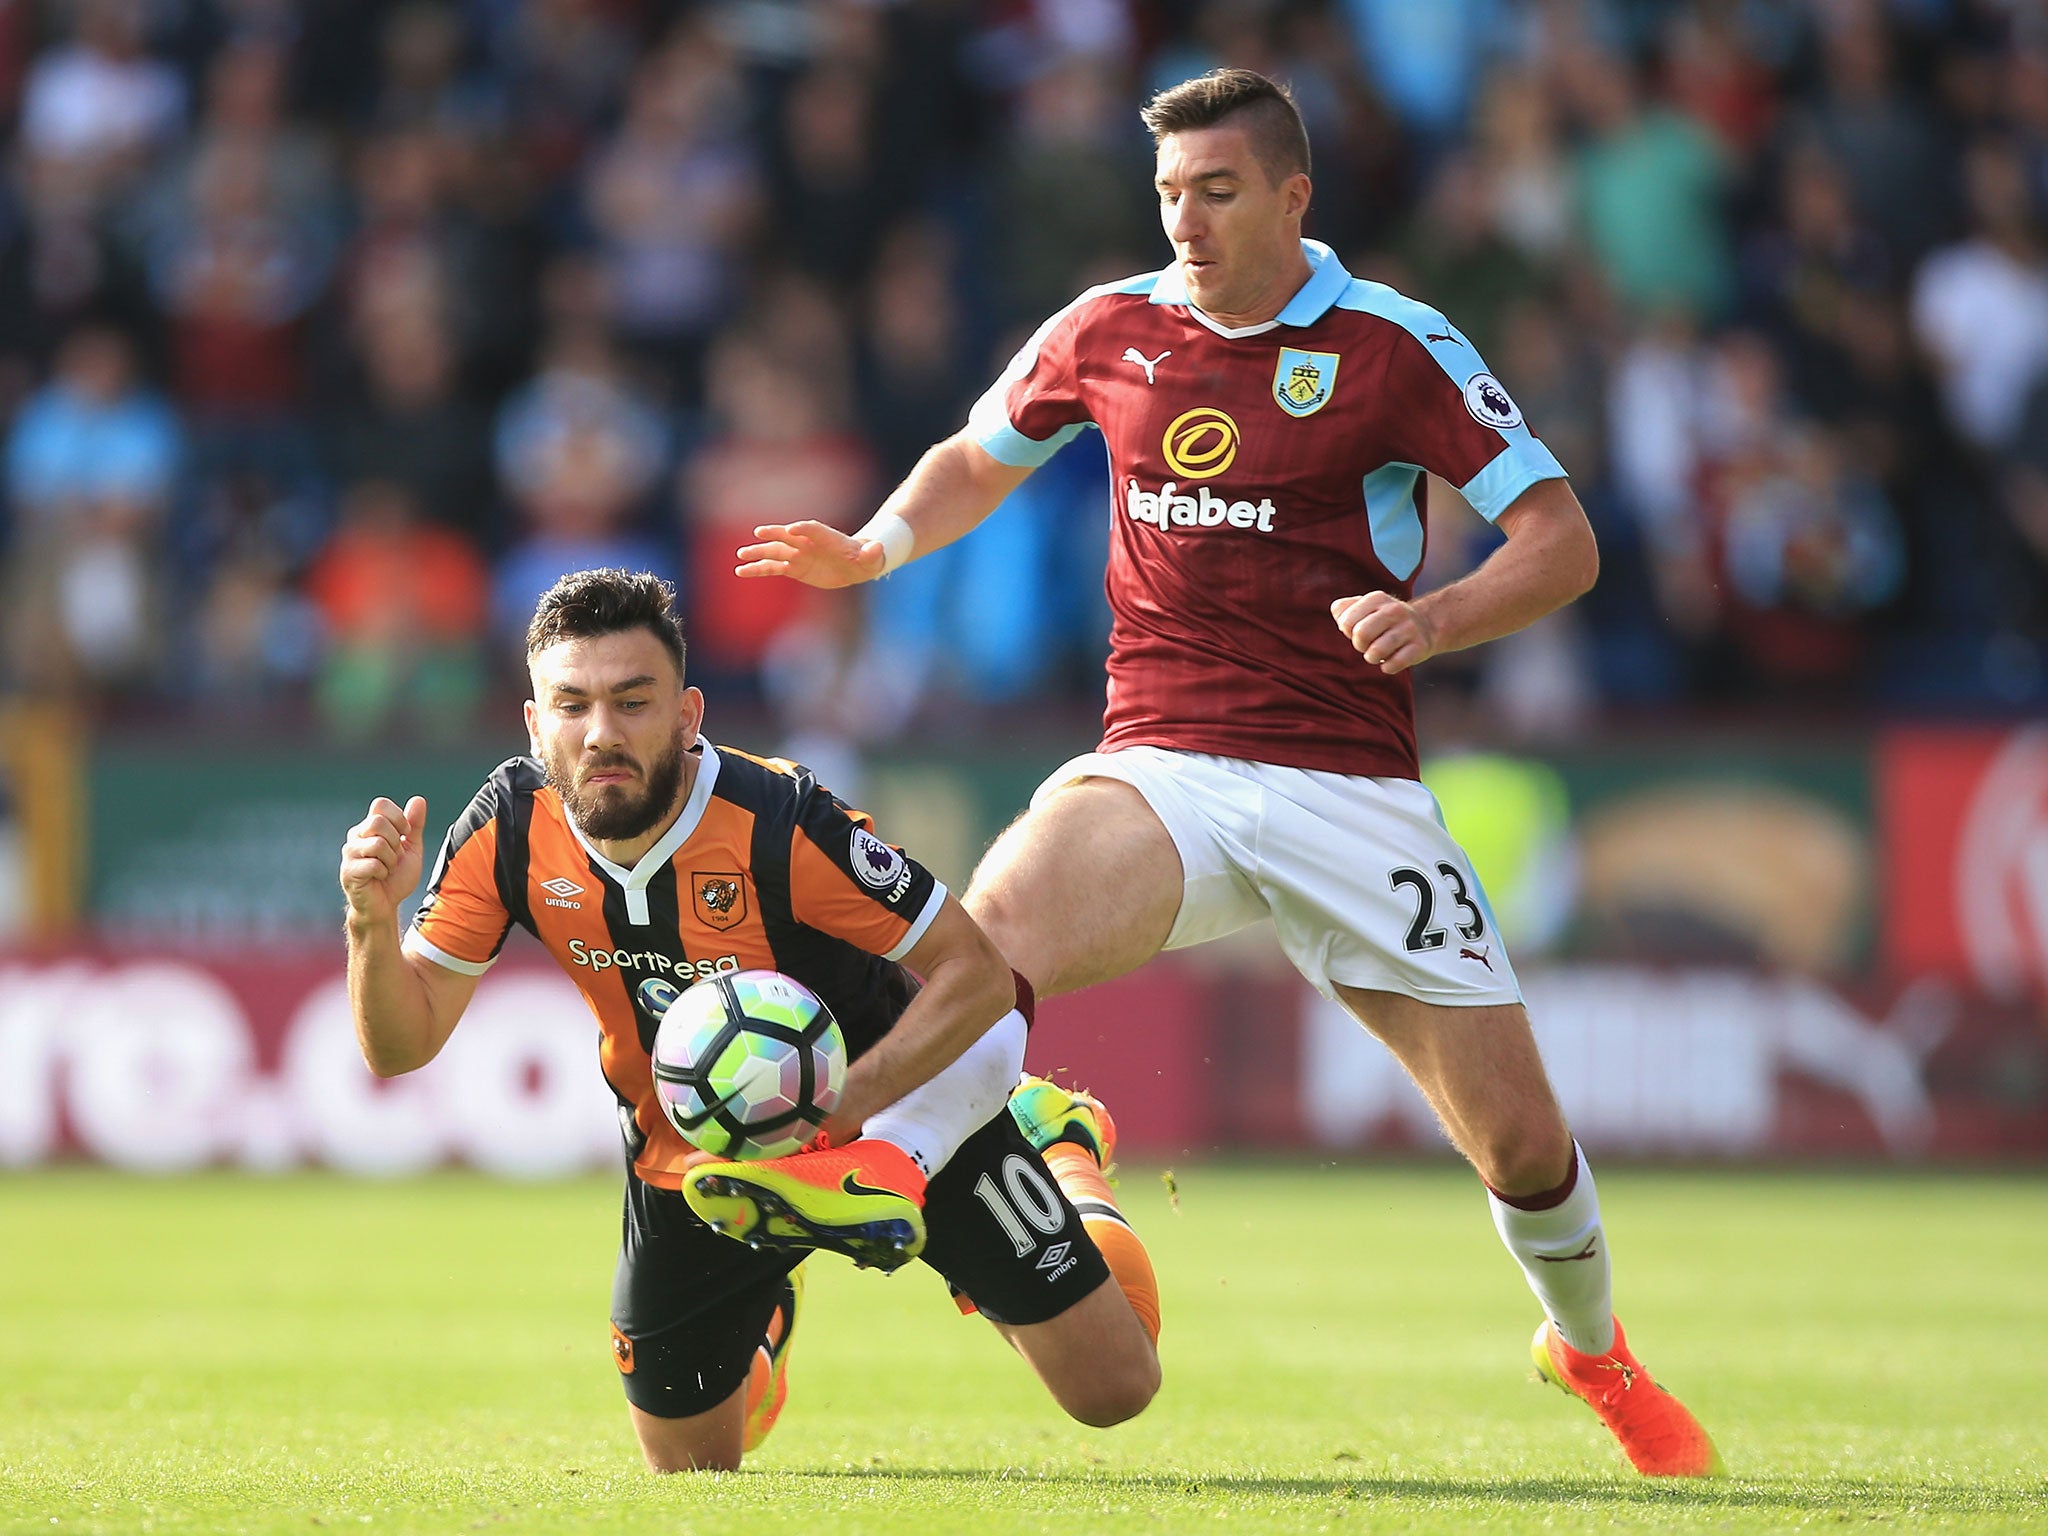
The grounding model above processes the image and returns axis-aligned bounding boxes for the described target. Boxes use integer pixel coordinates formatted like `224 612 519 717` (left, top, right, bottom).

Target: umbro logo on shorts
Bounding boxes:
1036 1240 1080 1282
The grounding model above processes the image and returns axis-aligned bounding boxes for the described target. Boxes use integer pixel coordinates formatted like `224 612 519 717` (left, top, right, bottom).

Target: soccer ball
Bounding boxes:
645 970 847 1160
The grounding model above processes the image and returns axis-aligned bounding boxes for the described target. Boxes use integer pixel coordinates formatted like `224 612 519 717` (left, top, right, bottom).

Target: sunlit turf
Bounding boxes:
3 1164 2043 1534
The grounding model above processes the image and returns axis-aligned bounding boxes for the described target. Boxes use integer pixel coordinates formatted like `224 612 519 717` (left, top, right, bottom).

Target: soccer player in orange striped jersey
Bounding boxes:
340 568 1158 1472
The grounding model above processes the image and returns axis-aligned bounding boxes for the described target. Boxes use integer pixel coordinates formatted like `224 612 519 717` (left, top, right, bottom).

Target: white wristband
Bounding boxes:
860 512 915 576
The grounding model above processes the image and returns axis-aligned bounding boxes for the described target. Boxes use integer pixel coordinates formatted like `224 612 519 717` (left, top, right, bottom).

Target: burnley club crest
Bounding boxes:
1273 348 1339 418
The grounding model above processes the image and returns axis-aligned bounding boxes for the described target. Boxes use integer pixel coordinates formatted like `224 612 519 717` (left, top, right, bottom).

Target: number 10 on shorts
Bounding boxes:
976 1154 1066 1256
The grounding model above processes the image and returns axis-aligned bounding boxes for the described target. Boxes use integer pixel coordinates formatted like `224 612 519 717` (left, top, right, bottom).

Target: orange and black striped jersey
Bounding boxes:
403 738 944 1189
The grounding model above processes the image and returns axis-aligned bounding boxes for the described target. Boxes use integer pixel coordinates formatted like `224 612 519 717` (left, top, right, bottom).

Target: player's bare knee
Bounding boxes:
639 1438 741 1474
632 1409 743 1474
1061 1364 1159 1428
1474 1125 1574 1198
1071 1336 1161 1427
645 1452 741 1474
962 886 1022 952
638 1441 737 1482
1121 1347 1164 1420
962 887 1052 990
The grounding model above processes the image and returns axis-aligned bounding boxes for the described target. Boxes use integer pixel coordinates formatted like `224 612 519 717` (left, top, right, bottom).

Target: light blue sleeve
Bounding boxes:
1334 279 1569 525
1459 437 1567 525
965 275 1155 467
967 384 1089 467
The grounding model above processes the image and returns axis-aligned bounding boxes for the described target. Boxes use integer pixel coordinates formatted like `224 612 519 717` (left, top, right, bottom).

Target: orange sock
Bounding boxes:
1042 1142 1161 1343
743 1340 772 1419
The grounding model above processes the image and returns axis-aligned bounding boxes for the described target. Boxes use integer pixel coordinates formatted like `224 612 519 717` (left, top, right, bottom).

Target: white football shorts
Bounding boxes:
1032 747 1523 1007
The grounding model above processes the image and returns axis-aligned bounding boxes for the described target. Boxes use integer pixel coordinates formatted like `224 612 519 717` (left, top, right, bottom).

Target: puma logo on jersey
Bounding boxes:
1122 347 1171 383
1425 331 1458 345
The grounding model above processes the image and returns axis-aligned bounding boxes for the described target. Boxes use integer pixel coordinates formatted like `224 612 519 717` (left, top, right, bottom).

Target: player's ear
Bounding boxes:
522 695 540 753
1284 172 1311 221
680 685 706 738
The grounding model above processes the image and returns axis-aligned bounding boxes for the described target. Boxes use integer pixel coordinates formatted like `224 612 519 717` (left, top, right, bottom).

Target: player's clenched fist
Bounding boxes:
1331 592 1438 675
735 521 887 587
340 795 428 928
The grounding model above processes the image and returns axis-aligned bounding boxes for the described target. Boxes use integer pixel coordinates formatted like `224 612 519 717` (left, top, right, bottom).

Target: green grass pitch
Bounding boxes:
3 1164 2043 1534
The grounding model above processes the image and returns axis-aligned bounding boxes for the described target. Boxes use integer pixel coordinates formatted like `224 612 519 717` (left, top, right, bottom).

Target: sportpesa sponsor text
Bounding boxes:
567 938 742 978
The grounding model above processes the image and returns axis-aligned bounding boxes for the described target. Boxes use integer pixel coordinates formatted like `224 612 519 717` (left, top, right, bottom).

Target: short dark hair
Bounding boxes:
526 568 688 679
1140 69 1310 185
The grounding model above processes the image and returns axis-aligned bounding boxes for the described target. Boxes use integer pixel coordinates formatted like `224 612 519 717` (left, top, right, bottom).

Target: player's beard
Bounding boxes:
547 729 688 843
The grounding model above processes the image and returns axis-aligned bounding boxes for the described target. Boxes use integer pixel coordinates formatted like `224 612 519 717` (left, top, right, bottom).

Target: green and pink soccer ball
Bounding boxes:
644 970 847 1159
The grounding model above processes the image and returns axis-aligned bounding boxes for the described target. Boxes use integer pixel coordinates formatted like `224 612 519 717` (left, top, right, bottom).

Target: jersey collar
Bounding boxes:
564 734 719 926
1148 239 1350 330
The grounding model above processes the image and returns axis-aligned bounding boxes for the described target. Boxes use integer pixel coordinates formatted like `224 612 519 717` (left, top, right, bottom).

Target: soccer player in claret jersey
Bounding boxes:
734 69 1721 1477
339 568 1159 1472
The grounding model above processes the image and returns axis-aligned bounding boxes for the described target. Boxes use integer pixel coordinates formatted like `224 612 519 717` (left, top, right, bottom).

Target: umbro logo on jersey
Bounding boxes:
1121 346 1171 383
539 876 585 908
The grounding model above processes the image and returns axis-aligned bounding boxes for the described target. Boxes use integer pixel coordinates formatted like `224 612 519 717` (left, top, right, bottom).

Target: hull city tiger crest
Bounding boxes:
692 872 747 931
1273 348 1339 418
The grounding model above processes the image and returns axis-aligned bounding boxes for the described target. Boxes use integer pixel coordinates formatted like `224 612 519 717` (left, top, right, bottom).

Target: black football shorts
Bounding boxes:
611 1107 1112 1418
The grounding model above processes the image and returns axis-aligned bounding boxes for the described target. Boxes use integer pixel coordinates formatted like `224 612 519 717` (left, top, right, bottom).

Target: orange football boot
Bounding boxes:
685 1137 927 1272
1008 1074 1119 1167
1533 1316 1725 1476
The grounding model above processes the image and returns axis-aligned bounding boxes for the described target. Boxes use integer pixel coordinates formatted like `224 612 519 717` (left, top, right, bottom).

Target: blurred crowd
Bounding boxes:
2 0 2046 753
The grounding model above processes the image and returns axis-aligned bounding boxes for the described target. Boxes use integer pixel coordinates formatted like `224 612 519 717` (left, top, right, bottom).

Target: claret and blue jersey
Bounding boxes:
968 239 1568 781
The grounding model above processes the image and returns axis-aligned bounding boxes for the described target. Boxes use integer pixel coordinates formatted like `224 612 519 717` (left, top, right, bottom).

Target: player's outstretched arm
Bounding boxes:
821 893 1017 1143
340 796 477 1077
736 433 1032 587
1332 477 1599 675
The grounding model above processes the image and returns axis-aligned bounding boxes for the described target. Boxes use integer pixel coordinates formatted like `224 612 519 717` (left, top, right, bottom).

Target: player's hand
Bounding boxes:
340 796 428 930
735 521 887 587
1331 592 1438 675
